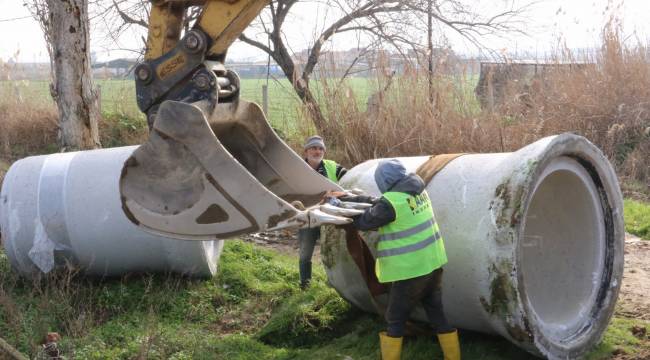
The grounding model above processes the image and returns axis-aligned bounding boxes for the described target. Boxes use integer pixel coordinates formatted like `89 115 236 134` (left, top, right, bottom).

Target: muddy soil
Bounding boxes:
242 230 320 259
618 233 650 321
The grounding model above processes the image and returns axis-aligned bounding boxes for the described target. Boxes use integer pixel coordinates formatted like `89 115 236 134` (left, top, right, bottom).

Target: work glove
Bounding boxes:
266 206 353 231
319 203 366 217
266 190 374 231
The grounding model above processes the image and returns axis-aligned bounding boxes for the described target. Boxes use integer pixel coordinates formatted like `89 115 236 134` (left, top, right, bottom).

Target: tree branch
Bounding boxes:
303 1 406 77
112 0 147 28
239 33 273 55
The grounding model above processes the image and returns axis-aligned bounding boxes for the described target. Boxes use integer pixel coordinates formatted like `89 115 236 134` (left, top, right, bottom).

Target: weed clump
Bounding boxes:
257 283 354 347
624 199 650 240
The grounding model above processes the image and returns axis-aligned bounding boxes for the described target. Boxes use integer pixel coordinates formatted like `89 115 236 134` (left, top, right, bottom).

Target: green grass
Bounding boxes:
624 199 650 240
1 240 649 359
0 79 52 106
586 317 649 360
0 241 353 359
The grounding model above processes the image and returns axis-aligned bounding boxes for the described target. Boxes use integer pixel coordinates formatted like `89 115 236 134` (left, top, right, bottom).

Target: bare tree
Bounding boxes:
239 1 415 134
26 0 101 151
91 0 198 57
97 0 531 136
239 0 531 135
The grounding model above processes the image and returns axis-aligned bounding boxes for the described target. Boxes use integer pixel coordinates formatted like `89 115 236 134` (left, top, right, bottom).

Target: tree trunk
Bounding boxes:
292 77 328 135
273 48 329 137
47 0 101 151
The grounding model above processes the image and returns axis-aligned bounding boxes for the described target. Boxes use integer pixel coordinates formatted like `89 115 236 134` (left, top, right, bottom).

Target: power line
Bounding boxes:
0 16 33 23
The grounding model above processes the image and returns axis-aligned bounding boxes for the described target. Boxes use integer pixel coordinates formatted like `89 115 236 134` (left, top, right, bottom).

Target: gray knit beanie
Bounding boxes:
303 135 326 150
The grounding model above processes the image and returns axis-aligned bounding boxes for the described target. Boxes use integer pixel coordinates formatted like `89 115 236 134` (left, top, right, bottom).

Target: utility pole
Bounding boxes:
427 0 434 105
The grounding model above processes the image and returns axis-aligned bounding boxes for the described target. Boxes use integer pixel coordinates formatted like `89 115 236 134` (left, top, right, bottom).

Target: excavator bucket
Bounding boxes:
119 99 350 240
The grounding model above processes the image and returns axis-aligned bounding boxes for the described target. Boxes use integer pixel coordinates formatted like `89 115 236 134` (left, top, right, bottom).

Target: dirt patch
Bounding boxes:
241 230 310 256
610 348 650 360
621 181 650 203
617 233 650 321
211 301 275 337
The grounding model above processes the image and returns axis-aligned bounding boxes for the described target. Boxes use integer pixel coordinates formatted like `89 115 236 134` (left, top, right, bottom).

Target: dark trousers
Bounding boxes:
385 268 453 337
298 227 321 286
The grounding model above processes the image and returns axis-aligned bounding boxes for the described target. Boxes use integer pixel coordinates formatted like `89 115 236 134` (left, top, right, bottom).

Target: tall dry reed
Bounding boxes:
307 25 649 186
1 60 59 165
0 101 58 161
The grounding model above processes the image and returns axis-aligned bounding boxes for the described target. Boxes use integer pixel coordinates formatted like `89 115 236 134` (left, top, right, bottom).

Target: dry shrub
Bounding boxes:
1 60 59 164
513 28 650 181
312 57 510 166
0 100 58 161
310 25 650 185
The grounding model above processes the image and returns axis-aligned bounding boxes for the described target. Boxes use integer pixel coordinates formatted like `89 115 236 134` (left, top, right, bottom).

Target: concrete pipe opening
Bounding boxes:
520 157 605 342
323 133 624 359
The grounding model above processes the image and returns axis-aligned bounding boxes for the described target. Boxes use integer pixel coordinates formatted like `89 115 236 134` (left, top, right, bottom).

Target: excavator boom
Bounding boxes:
120 0 354 240
145 0 268 60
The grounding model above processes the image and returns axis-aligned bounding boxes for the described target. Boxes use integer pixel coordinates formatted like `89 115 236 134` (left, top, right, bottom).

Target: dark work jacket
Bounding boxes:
343 173 426 231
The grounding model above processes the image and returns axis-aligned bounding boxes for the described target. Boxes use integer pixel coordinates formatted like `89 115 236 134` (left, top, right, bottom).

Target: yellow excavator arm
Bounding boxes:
120 1 359 240
135 0 269 122
145 0 268 60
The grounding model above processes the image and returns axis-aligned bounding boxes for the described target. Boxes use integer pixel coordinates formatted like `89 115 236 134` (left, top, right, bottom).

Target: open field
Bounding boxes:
0 77 380 136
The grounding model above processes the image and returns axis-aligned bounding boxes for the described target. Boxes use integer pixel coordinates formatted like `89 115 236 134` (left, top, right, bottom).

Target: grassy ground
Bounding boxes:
624 199 650 240
0 240 648 359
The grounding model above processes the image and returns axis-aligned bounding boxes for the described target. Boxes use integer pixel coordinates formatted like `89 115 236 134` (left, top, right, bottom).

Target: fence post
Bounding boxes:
96 84 102 114
262 84 268 116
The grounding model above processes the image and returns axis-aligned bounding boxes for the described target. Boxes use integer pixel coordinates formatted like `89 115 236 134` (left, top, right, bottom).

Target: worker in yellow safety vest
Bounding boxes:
299 135 347 289
340 158 460 360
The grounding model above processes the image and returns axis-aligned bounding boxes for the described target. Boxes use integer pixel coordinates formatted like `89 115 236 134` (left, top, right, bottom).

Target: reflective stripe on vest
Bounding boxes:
376 191 447 283
322 159 339 183
378 218 435 241
377 231 441 257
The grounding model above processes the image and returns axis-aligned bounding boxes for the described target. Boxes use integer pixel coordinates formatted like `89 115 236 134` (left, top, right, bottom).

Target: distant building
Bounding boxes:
226 61 284 78
475 60 594 110
91 58 138 78
0 61 50 80
90 58 285 79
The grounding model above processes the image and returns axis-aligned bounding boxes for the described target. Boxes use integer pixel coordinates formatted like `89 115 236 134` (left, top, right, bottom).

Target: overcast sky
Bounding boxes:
1 0 649 63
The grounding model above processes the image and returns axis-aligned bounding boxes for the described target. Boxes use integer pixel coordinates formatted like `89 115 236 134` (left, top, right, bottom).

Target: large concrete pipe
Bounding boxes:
0 146 222 277
321 133 624 359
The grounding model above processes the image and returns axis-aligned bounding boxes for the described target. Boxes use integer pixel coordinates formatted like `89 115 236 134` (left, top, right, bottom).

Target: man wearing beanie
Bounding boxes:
298 135 347 289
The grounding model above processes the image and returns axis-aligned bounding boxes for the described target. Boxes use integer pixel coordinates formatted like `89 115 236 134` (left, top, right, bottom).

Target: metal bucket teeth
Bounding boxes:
119 100 345 240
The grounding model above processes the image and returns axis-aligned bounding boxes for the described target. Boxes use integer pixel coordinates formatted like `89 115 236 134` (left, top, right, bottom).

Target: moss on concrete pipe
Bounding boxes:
0 146 222 277
321 134 624 359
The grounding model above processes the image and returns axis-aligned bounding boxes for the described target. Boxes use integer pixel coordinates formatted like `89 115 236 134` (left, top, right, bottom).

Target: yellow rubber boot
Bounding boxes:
379 331 403 360
437 330 460 360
